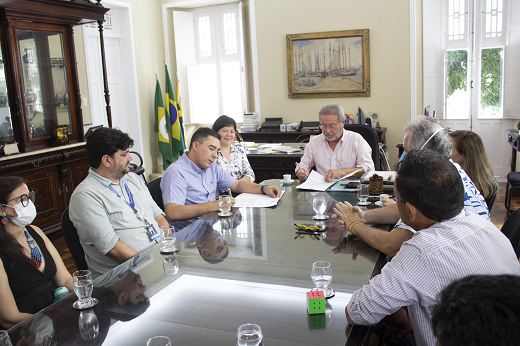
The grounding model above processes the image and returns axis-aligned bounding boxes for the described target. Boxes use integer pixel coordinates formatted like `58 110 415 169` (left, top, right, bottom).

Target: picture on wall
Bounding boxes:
286 29 370 98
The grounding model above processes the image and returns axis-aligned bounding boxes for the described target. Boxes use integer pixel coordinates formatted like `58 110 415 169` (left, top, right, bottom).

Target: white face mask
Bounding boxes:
8 200 37 227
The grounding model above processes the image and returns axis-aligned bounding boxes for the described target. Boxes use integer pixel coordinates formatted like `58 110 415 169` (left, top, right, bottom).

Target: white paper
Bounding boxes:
233 191 285 208
271 146 302 153
296 169 362 191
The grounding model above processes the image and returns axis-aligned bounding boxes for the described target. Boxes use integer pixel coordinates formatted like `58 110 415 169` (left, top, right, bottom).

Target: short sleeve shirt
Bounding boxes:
69 169 164 278
161 154 236 207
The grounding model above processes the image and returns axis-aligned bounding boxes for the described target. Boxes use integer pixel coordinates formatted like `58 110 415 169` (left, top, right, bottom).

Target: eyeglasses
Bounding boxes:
319 124 339 130
5 191 36 208
420 127 447 150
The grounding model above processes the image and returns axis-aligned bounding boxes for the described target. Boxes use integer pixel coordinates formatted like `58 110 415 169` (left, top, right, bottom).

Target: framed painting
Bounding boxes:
286 29 370 98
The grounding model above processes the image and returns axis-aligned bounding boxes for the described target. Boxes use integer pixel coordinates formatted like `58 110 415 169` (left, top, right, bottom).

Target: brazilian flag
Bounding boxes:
165 65 184 159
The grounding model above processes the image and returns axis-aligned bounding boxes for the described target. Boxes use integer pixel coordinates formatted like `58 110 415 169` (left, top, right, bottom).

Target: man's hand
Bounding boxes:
382 198 396 207
332 202 367 231
263 186 282 198
324 169 341 183
296 168 309 181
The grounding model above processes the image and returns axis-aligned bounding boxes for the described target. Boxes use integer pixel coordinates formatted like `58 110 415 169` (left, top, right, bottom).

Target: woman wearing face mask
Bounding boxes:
0 177 73 329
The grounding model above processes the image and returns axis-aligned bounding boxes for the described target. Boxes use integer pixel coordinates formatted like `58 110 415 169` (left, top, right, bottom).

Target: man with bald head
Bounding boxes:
296 104 374 182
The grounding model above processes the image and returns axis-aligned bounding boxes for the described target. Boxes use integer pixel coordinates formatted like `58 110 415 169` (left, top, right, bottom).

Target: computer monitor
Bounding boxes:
358 107 365 125
424 105 431 117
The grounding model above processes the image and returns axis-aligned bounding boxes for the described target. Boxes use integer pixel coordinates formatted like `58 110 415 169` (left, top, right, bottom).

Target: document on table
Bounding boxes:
296 169 362 191
233 191 285 208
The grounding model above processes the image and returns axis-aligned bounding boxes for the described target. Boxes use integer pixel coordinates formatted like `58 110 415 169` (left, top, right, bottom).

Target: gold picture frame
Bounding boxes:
286 29 370 99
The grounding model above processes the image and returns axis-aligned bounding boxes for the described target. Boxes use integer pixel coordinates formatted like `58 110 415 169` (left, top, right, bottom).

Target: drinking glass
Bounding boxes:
72 270 98 309
237 323 263 346
79 310 99 340
163 255 179 275
147 336 172 346
219 195 232 217
311 261 335 298
312 196 328 220
0 331 12 346
160 226 177 253
357 184 370 206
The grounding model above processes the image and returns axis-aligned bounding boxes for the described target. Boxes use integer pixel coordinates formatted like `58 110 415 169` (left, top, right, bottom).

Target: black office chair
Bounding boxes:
146 177 164 211
60 208 89 271
129 151 146 183
344 124 381 170
505 172 520 216
500 209 520 258
485 183 498 213
295 134 311 143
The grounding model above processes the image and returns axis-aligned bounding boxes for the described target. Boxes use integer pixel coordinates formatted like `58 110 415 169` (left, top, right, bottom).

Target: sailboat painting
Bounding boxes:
286 30 370 98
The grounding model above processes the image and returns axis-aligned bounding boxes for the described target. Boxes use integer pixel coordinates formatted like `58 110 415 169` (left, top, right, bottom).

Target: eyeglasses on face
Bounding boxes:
5 191 36 208
319 123 339 130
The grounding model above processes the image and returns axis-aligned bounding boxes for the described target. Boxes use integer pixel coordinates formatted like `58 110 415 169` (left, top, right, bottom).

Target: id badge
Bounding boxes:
146 225 160 242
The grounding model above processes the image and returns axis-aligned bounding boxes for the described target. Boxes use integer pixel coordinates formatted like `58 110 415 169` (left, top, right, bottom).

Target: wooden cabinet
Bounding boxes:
0 0 108 233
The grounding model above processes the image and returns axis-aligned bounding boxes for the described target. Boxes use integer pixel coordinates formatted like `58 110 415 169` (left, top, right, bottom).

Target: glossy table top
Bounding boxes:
8 180 387 346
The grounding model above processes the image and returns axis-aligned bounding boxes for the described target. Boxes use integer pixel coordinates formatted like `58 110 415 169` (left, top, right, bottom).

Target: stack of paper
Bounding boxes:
233 191 285 208
296 169 362 191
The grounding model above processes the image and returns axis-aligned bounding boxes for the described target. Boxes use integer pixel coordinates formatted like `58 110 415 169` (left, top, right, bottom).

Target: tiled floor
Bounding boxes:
49 182 518 275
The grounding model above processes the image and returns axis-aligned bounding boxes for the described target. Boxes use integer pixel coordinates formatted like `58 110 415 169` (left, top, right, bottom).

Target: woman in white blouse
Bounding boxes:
212 116 255 182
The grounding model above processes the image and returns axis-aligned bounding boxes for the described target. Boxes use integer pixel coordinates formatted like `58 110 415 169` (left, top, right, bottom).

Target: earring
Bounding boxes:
1 215 8 225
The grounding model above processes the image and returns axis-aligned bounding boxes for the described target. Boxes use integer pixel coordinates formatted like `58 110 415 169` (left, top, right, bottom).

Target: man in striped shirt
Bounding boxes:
336 116 489 258
334 150 520 346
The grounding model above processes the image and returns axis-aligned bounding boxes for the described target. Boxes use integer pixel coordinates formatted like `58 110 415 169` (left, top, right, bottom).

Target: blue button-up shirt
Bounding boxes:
161 154 236 207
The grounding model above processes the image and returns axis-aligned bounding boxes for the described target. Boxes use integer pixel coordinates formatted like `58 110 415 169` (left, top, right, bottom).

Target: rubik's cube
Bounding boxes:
307 291 326 314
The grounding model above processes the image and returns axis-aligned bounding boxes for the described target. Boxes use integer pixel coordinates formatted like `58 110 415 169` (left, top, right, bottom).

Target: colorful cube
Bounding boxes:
306 291 326 314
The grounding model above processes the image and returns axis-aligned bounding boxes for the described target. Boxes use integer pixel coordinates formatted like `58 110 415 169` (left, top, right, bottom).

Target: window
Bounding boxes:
180 4 247 124
445 0 506 119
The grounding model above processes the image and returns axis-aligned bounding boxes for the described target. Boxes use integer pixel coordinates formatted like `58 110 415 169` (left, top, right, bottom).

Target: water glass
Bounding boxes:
79 310 99 340
0 331 12 346
147 336 172 346
219 195 232 217
72 270 98 309
237 323 262 346
163 255 179 275
312 196 328 220
357 184 370 205
160 226 177 253
311 261 335 298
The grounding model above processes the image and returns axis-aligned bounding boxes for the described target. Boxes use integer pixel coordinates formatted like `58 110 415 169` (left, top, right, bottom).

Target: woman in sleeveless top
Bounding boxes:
0 177 73 329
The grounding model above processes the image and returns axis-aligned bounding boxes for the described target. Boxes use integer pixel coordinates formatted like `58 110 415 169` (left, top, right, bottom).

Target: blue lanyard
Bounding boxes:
107 182 160 242
108 182 135 210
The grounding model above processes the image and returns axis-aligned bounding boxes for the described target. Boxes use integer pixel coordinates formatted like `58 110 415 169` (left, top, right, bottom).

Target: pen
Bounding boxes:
295 162 303 173
227 187 232 197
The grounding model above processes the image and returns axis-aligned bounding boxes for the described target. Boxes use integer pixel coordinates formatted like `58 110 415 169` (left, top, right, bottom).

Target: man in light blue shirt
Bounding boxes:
161 127 282 221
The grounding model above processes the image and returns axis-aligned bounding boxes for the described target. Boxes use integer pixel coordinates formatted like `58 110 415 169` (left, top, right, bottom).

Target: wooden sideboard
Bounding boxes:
0 143 89 234
240 127 387 145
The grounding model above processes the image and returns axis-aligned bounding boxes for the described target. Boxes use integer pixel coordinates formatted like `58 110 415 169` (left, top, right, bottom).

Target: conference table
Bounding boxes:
7 180 389 346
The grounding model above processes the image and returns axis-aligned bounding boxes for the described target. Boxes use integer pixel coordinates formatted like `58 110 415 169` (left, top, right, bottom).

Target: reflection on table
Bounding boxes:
7 180 388 346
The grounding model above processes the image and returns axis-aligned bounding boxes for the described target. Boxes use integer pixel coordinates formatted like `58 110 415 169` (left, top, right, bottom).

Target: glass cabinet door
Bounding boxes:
16 29 72 140
0 48 13 144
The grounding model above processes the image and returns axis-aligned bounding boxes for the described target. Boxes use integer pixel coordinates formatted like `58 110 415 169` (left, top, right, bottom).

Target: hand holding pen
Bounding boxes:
295 162 309 181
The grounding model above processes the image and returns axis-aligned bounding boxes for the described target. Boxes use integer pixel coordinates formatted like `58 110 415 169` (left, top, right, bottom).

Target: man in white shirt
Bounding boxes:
296 104 374 182
334 150 520 346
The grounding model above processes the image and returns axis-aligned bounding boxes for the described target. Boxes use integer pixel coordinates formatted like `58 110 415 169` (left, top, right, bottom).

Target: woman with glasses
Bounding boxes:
0 176 73 329
212 115 255 182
